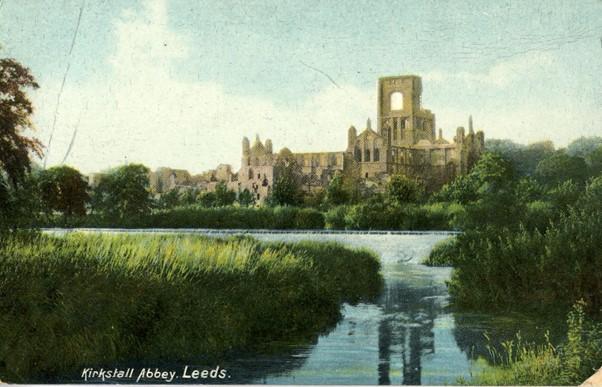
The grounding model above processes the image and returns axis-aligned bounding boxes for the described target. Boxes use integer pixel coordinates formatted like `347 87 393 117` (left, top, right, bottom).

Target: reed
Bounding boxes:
0 232 381 382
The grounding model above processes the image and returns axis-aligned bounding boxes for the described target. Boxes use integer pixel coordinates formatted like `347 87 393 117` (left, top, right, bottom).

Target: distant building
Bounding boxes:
102 75 485 204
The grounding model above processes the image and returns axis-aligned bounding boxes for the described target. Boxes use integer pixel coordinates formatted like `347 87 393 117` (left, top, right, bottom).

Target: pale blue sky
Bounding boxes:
1 0 600 173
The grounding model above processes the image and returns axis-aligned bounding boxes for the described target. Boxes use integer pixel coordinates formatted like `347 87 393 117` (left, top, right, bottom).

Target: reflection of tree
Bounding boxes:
376 278 444 385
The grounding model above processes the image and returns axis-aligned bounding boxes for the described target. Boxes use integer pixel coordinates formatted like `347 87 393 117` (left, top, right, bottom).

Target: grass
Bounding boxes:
461 301 602 386
0 232 382 383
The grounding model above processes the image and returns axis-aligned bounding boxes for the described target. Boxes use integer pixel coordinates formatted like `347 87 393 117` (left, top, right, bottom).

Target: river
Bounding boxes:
47 229 559 385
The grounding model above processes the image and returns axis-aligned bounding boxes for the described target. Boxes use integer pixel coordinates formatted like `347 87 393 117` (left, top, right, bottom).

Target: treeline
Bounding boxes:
424 136 602 313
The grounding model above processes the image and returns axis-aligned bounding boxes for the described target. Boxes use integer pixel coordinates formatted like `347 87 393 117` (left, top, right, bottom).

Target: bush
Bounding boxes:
423 237 458 266
324 205 348 229
294 208 325 229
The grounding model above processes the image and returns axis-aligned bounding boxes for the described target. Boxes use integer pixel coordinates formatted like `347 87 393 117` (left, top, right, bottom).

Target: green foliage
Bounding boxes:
386 174 425 205
0 58 43 187
199 191 217 207
91 164 153 220
36 166 89 216
432 174 478 204
269 158 303 206
0 232 381 382
237 188 255 207
466 301 602 386
566 136 602 159
535 151 589 188
447 197 602 312
324 173 348 205
486 139 555 177
586 145 602 177
214 181 236 206
423 237 459 266
324 205 347 229
155 189 181 210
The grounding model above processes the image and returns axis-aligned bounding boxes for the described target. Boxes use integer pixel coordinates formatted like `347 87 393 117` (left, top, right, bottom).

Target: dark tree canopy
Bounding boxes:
0 58 42 186
535 151 589 188
91 164 152 219
37 166 89 216
269 157 303 206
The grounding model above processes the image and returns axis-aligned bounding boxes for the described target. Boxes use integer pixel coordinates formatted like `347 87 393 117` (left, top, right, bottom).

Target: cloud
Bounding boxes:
424 51 556 87
32 0 374 174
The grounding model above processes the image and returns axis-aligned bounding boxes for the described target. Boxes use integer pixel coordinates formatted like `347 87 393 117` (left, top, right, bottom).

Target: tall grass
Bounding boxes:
0 232 381 382
463 301 602 386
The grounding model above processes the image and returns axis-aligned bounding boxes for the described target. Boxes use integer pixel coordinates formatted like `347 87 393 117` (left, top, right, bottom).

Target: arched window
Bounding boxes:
390 91 403 111
364 149 371 162
248 168 253 179
374 148 380 162
354 147 362 162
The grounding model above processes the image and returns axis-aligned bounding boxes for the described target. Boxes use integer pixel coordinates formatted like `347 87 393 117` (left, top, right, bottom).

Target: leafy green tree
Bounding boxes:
386 174 424 205
546 180 581 212
0 59 43 187
566 136 602 159
470 152 516 192
37 166 89 216
91 164 152 219
586 146 602 177
269 157 303 206
199 192 217 207
214 181 236 206
237 188 255 207
156 189 180 210
432 175 478 204
324 173 348 205
535 151 589 188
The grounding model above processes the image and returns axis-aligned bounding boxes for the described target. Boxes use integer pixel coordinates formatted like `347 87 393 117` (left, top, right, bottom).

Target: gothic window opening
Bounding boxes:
390 91 403 111
374 148 380 162
364 149 371 162
354 147 362 162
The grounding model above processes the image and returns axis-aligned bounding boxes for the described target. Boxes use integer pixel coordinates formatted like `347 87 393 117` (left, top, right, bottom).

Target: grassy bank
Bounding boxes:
0 232 382 383
462 301 602 386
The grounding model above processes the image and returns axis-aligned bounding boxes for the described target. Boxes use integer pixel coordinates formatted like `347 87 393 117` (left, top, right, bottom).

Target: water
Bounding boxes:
216 232 559 385
45 229 559 385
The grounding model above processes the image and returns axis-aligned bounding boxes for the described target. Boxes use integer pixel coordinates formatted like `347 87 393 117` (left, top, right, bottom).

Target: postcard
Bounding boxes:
0 0 601 385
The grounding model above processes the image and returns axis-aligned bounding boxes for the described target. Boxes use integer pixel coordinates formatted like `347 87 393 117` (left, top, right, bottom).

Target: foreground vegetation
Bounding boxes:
461 301 602 386
0 232 382 382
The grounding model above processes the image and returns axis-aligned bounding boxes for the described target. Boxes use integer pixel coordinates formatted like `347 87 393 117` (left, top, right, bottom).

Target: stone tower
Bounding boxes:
377 75 435 147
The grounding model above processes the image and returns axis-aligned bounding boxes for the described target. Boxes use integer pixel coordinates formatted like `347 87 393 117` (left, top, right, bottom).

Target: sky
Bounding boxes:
0 0 600 174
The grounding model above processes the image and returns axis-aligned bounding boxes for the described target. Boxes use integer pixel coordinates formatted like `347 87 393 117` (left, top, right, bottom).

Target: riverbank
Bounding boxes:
0 232 382 383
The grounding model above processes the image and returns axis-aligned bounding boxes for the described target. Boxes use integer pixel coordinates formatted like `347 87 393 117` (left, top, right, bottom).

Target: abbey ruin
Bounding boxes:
147 75 485 202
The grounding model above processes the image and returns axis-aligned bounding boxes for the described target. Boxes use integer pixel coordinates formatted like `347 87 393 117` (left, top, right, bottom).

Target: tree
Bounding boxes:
586 146 602 177
37 166 89 216
269 157 303 206
535 151 589 188
91 164 152 219
386 174 424 205
0 59 43 187
199 192 217 207
237 188 255 207
566 136 602 159
214 181 236 206
324 173 348 206
156 189 180 210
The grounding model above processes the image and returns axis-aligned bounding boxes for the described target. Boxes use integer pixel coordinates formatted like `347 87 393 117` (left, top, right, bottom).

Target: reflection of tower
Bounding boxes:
376 279 441 385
